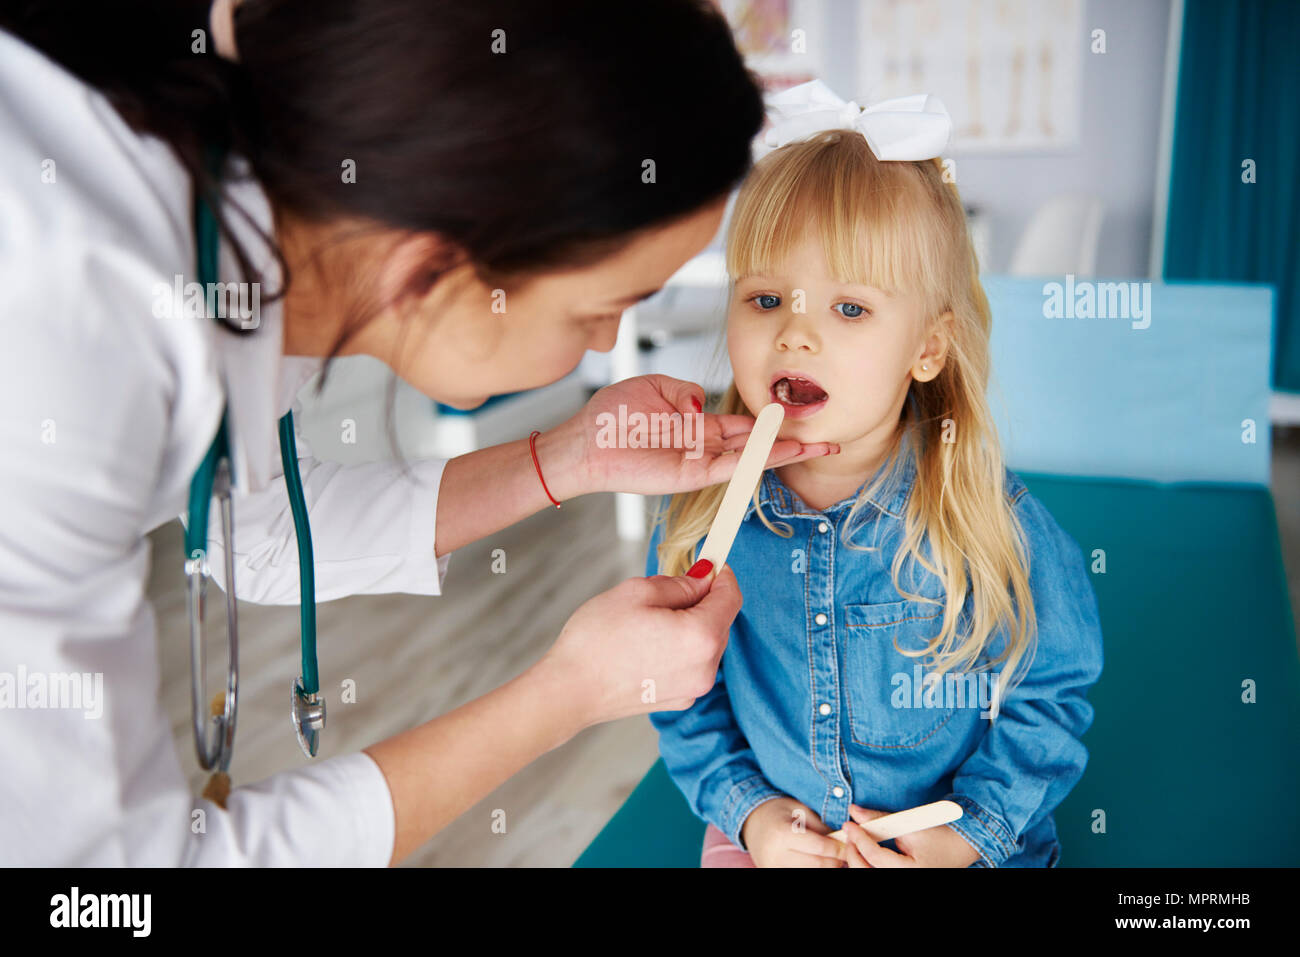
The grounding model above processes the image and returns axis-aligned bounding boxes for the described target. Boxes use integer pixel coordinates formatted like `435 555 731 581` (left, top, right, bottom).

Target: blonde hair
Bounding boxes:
649 129 1036 718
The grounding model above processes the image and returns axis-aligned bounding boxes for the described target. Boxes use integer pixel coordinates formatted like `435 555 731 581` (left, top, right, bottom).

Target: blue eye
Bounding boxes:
836 302 867 319
750 293 781 310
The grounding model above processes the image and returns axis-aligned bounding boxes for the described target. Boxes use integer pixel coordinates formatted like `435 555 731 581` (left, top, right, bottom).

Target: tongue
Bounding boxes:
780 378 828 405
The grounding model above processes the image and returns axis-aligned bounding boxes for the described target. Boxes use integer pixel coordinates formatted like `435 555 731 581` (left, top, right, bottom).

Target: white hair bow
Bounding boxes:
761 79 952 161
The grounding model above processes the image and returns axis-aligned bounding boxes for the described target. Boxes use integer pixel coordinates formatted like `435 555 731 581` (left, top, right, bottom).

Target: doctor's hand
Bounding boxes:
541 561 742 728
560 374 839 497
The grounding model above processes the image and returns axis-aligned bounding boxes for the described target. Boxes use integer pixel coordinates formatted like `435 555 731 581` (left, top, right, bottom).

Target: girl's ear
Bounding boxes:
913 310 954 381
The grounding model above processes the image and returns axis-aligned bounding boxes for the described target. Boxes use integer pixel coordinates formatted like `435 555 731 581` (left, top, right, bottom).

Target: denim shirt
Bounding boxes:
646 438 1104 867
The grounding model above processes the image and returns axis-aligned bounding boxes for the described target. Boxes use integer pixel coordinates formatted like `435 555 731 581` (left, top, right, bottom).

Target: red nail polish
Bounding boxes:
691 396 703 413
687 558 713 578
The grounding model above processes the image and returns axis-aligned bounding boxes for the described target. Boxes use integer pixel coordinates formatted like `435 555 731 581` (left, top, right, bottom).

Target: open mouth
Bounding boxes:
770 373 830 408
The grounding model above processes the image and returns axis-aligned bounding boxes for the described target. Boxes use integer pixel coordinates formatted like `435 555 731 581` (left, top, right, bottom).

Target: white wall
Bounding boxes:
820 0 1173 277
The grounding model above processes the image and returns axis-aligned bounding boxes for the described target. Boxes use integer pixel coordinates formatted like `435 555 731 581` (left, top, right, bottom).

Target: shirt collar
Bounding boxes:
742 427 919 523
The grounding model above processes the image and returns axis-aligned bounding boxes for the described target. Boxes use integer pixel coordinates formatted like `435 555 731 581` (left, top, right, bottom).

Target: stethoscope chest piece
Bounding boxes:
291 678 326 758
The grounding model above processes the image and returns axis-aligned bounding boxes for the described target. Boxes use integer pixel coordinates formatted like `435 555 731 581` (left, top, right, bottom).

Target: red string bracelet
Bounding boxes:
528 430 561 508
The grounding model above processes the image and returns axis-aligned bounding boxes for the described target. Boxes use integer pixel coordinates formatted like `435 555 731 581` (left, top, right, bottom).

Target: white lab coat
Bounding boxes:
0 29 453 865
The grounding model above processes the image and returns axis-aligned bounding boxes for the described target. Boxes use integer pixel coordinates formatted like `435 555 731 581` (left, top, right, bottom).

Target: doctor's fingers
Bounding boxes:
638 373 706 417
636 570 716 611
646 573 740 699
637 561 740 607
673 562 742 634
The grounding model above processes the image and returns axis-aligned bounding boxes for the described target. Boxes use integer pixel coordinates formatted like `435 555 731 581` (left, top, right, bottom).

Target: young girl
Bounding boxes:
646 100 1105 868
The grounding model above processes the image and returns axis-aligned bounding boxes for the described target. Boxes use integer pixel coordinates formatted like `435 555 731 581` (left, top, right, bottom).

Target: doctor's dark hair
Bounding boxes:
0 0 765 352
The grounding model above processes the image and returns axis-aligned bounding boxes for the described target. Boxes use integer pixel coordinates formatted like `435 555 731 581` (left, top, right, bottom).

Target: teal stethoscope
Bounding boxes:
185 156 325 781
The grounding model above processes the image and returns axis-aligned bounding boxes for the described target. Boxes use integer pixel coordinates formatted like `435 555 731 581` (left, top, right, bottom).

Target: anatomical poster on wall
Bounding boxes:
855 0 1083 153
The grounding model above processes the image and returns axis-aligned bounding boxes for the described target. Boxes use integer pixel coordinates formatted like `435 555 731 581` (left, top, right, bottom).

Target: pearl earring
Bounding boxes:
921 363 929 371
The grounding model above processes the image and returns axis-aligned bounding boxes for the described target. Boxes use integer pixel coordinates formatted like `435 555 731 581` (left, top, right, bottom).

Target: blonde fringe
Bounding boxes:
648 130 1038 719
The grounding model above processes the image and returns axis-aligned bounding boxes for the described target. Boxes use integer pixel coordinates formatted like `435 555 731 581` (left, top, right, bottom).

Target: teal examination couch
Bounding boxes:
575 276 1300 867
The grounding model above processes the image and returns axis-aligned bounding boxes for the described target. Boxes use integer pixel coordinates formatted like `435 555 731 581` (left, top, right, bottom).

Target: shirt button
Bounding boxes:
832 786 845 798
818 522 829 533
818 702 831 716
814 613 827 625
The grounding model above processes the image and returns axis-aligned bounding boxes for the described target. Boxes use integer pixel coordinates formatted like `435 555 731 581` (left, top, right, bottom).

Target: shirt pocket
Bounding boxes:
842 600 955 749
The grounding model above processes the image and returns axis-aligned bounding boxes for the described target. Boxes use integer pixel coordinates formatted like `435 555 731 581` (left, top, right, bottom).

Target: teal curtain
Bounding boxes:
1163 0 1300 393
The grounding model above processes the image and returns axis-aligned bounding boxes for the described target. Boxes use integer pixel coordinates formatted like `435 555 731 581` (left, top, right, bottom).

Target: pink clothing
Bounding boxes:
700 823 756 867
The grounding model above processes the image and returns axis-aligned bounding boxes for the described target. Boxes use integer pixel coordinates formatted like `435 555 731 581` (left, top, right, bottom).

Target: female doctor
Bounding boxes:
0 0 838 865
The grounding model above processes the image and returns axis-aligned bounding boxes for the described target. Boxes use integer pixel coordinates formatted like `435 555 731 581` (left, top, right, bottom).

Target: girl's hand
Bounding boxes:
840 804 983 868
542 562 743 727
565 374 839 496
740 796 846 868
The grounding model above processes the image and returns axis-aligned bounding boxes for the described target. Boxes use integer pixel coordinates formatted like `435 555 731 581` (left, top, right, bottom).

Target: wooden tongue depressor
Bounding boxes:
694 402 786 581
825 800 963 859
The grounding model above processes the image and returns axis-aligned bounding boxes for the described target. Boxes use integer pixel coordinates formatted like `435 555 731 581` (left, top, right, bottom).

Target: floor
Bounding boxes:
148 486 660 867
148 423 1300 867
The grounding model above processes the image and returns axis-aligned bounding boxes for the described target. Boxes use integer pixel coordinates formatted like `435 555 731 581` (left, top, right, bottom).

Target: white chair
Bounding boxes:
1008 195 1105 277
